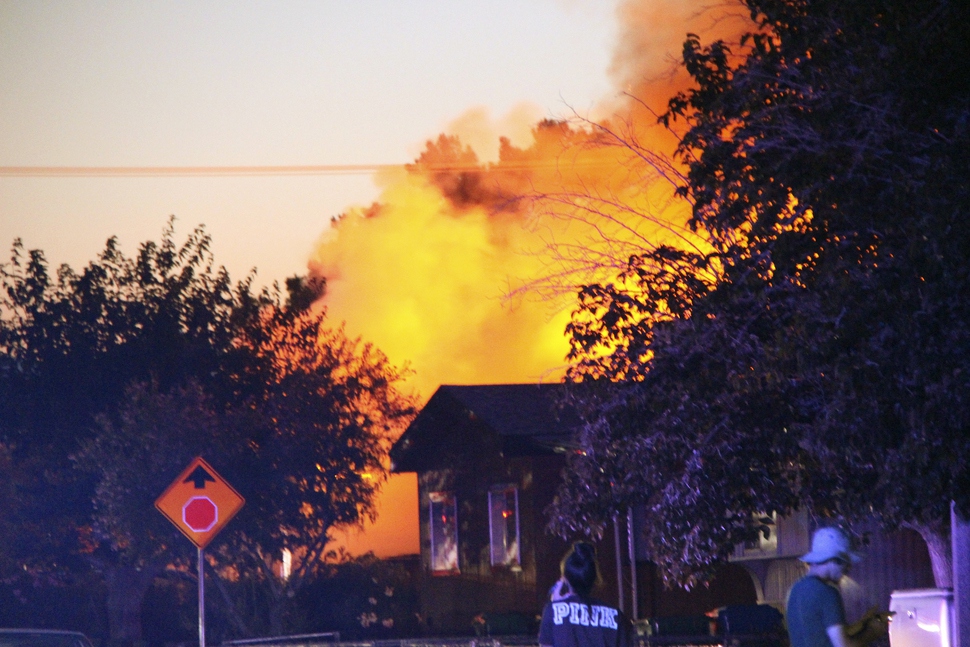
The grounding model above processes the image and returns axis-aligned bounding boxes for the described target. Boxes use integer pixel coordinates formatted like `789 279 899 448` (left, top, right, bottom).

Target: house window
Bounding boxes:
488 486 520 569
429 491 459 573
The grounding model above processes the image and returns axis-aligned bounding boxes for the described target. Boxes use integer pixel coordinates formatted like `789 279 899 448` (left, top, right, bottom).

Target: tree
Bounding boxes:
206 313 414 635
0 221 414 641
0 220 269 585
75 320 414 638
72 381 235 643
550 0 970 588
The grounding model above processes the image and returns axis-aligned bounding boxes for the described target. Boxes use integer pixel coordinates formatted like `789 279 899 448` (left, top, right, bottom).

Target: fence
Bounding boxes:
641 637 786 647
221 634 786 647
221 636 539 647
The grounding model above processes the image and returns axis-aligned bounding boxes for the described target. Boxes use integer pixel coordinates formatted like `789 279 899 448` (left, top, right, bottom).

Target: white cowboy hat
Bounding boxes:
801 527 862 564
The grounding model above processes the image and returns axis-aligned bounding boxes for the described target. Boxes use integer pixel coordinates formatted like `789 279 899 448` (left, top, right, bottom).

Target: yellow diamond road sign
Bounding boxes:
155 456 245 549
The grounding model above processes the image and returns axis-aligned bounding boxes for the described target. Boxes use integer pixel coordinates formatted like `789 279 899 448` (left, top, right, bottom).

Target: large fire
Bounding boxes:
319 0 750 556
310 153 570 396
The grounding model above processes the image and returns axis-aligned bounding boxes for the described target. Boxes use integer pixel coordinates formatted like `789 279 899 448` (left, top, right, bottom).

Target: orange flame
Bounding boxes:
309 121 679 399
309 0 751 401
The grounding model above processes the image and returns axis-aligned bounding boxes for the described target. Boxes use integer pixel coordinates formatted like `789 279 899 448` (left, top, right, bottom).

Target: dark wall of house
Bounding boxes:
531 455 629 613
414 570 539 636
414 453 553 634
416 455 540 635
530 455 575 610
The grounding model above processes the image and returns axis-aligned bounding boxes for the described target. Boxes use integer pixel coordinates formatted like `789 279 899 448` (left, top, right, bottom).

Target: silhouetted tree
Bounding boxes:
0 220 267 579
552 0 970 588
207 313 414 635
0 220 415 642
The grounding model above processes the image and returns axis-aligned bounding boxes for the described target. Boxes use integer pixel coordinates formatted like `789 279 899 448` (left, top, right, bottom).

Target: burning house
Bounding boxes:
391 383 938 639
389 383 761 635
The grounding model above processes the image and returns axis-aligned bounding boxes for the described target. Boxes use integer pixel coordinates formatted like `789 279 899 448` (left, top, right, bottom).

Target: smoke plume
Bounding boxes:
308 0 750 401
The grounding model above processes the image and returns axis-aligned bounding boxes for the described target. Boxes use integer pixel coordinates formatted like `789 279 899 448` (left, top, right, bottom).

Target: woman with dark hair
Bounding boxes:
538 542 633 647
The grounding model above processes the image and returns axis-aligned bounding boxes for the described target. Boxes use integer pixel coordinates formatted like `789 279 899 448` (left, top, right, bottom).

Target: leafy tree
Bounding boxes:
0 220 268 582
551 0 970 588
206 313 414 635
72 380 235 644
0 221 414 641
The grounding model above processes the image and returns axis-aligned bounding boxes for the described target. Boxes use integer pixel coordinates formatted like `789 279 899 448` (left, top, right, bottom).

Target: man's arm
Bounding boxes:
847 609 892 645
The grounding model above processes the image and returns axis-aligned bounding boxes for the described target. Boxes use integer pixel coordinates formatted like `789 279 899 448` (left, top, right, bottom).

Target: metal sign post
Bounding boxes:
156 457 244 647
198 547 206 647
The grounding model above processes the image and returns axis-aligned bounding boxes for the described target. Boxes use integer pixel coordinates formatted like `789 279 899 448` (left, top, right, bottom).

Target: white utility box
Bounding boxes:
889 588 954 647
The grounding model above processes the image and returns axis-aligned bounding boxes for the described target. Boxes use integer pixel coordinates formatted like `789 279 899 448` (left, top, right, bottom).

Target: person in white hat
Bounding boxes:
785 527 887 647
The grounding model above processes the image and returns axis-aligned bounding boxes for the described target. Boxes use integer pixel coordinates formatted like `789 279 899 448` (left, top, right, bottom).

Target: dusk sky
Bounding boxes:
1 1 619 285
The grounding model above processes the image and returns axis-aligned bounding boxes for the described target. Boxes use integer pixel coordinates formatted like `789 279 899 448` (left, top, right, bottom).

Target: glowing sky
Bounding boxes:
0 0 619 286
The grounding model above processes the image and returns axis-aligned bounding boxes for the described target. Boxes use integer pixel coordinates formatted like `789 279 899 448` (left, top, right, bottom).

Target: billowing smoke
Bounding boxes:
309 120 575 399
308 0 750 401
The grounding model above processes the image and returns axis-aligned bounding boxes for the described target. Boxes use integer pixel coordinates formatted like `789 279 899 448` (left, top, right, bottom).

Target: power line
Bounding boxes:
0 164 399 177
0 159 604 177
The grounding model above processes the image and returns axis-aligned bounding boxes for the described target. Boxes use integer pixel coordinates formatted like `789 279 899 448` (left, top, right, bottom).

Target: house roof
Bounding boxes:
390 383 583 472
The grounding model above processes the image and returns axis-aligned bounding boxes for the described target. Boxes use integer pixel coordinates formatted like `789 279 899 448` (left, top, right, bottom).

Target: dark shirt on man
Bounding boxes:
786 575 847 647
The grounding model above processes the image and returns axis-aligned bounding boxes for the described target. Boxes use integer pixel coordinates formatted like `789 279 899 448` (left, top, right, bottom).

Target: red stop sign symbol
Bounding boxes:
183 496 218 532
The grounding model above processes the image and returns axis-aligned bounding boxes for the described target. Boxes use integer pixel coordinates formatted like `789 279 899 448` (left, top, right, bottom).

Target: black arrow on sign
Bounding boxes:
184 465 215 489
